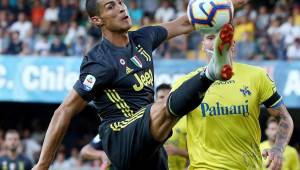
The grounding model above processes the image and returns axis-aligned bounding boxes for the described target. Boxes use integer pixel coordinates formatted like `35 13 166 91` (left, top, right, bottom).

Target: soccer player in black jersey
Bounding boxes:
33 0 248 170
0 130 33 170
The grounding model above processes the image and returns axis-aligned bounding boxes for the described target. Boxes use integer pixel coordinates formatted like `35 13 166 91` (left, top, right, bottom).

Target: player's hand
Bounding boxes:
99 152 111 163
262 147 283 170
98 152 111 170
165 144 178 156
231 0 249 9
100 160 110 170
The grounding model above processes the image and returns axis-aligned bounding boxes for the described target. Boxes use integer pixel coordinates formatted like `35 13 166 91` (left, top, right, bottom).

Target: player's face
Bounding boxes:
5 133 20 152
266 122 278 142
97 0 132 32
203 34 235 58
203 34 215 57
156 89 171 102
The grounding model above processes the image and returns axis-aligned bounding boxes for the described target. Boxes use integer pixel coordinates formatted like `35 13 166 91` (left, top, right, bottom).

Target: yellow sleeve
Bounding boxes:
171 68 205 92
258 69 281 107
289 148 300 170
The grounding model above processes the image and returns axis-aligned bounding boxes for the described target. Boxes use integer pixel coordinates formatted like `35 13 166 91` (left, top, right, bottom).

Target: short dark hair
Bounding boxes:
86 0 100 17
267 117 279 126
156 83 172 93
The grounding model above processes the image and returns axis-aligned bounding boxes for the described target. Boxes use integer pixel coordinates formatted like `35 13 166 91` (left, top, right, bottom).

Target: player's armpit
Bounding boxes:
34 90 88 169
267 104 294 153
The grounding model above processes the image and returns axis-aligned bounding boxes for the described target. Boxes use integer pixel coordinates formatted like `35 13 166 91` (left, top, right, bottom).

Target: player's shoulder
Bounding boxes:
0 155 7 161
235 62 264 72
17 154 31 161
130 25 167 37
81 42 116 71
235 62 267 77
285 145 298 155
172 67 205 91
259 140 270 148
85 42 108 62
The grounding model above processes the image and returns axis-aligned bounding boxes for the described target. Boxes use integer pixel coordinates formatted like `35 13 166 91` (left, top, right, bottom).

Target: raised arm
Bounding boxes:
32 90 88 170
263 105 294 170
160 0 249 40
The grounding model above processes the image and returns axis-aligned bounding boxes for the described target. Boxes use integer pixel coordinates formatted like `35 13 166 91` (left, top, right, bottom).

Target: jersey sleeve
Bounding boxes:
258 70 283 108
73 56 115 102
89 134 103 150
137 26 168 50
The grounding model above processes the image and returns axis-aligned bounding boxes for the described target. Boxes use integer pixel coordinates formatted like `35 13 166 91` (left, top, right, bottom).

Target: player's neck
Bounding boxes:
7 150 18 159
102 30 129 47
268 139 275 146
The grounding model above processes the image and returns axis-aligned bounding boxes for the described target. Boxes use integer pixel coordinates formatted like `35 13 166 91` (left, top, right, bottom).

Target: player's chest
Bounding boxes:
112 45 154 91
199 75 259 118
206 75 258 103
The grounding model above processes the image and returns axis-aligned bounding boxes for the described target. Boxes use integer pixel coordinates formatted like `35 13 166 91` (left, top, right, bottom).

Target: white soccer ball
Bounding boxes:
187 0 234 34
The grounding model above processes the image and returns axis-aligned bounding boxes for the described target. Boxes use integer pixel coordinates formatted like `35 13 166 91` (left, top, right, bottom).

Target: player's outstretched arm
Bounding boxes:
262 105 294 170
32 90 88 170
160 0 249 40
80 144 110 163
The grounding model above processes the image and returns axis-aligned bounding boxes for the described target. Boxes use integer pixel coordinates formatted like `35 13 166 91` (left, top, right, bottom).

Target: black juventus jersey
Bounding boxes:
73 26 168 122
0 154 33 170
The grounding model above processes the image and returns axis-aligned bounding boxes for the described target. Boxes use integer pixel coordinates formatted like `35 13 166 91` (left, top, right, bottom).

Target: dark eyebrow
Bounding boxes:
104 1 114 7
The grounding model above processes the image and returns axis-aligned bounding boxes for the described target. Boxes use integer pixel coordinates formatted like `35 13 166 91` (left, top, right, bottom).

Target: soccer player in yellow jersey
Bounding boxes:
155 84 189 170
260 117 299 170
172 32 294 170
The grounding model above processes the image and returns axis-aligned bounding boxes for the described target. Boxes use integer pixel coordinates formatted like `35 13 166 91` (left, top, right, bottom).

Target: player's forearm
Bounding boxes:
273 107 294 151
80 145 104 161
161 15 194 40
37 108 72 168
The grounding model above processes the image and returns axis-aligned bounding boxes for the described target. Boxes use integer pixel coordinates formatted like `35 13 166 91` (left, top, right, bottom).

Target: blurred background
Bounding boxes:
0 0 300 169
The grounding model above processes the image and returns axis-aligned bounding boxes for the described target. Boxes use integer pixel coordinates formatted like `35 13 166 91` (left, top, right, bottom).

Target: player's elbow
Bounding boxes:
80 145 92 160
51 106 73 129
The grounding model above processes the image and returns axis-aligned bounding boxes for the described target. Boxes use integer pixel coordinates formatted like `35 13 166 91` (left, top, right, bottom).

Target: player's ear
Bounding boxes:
90 16 104 27
265 129 269 136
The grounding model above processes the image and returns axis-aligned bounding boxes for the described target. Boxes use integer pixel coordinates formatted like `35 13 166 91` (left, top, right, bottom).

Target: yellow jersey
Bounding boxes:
166 116 188 170
260 141 300 170
172 63 281 170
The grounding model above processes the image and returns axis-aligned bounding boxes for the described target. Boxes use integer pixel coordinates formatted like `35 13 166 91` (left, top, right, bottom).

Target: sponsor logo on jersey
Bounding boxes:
82 74 96 91
130 55 143 68
212 80 235 86
240 86 251 96
133 69 153 91
200 100 249 117
126 66 134 74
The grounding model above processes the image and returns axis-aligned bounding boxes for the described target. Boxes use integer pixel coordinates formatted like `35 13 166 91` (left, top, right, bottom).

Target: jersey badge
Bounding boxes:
130 55 143 68
240 86 251 96
126 67 134 74
120 58 126 65
83 75 96 91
